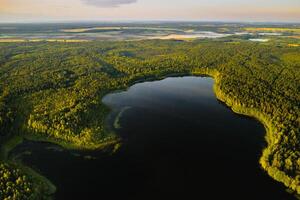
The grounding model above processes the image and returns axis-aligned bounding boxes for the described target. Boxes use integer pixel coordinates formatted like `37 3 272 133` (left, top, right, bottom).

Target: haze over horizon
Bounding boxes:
0 0 300 23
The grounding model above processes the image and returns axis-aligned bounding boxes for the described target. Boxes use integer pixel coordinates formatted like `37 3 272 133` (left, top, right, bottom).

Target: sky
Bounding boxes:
0 0 299 22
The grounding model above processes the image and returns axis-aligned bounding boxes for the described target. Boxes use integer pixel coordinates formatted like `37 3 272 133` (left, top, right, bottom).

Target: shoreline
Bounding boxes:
1 70 299 198
206 71 300 198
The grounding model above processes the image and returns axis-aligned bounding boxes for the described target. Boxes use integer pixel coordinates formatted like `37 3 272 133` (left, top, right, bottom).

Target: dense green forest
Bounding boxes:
0 38 299 199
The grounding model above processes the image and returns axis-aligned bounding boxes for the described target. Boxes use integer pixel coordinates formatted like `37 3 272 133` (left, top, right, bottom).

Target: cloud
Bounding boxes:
81 0 137 7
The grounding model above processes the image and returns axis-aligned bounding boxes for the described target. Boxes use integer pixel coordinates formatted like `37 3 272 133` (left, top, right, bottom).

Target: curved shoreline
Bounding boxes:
102 70 299 196
205 71 299 197
101 72 299 197
2 71 299 198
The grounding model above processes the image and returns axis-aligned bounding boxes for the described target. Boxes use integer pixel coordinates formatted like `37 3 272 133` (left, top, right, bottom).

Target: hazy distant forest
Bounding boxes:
0 36 299 199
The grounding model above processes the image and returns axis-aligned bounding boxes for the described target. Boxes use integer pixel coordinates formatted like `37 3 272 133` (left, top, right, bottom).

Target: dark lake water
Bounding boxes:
11 77 294 199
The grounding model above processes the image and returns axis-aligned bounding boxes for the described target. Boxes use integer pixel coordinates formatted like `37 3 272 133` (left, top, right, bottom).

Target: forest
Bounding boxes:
0 37 299 199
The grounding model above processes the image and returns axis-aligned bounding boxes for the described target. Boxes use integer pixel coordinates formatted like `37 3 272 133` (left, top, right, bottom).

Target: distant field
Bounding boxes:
288 44 300 47
288 35 300 39
2 23 300 42
245 27 300 33
0 39 89 43
61 26 181 33
61 27 123 32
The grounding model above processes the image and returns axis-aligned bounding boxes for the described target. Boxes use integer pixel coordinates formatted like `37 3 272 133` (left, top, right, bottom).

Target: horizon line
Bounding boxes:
0 19 300 24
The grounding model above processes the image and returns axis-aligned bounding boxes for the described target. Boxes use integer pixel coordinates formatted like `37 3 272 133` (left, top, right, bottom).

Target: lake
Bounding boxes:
11 76 294 199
